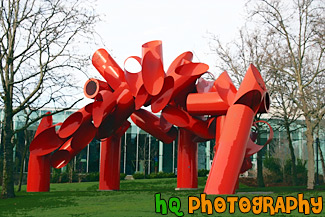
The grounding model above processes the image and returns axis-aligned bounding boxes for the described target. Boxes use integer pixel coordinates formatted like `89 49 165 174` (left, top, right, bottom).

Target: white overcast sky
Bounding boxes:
92 0 246 73
79 0 247 106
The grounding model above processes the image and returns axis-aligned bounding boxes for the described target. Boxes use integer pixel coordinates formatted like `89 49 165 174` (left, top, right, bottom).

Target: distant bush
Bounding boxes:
86 172 99 182
284 158 307 185
120 173 126 180
133 171 176 179
263 156 283 184
51 171 98 183
133 172 145 179
198 169 209 177
149 172 176 179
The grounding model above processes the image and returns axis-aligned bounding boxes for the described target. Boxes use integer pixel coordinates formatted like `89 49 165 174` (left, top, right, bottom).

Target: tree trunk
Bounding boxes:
1 107 15 198
17 130 30 192
305 118 315 190
284 119 297 186
256 132 265 187
318 144 325 184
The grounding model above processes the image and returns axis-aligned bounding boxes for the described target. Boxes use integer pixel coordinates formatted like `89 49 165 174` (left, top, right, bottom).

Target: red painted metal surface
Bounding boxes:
187 92 229 116
27 113 53 192
29 123 65 156
92 48 126 90
176 128 198 189
151 76 174 113
131 109 177 144
162 106 214 139
51 120 97 169
141 40 165 96
124 56 143 97
84 78 111 99
212 71 237 105
99 122 129 191
96 88 135 140
27 154 51 192
204 104 255 194
58 103 93 139
99 136 121 191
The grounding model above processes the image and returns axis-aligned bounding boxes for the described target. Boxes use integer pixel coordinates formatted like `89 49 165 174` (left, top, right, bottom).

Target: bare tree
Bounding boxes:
0 0 100 198
249 0 325 189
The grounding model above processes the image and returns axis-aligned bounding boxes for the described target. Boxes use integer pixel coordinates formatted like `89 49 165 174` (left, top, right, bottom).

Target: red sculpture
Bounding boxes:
27 40 273 194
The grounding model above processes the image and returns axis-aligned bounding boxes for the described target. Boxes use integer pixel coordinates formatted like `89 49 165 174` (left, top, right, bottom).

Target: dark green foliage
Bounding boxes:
263 156 283 183
120 173 126 180
148 172 176 179
133 171 176 179
198 169 209 177
132 172 145 179
284 158 307 186
0 156 3 186
263 156 307 186
85 172 99 182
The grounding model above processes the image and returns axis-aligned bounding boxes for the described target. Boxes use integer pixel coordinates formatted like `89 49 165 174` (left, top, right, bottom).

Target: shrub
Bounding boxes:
133 172 145 179
263 156 283 184
60 172 69 183
147 172 176 179
284 158 307 185
198 169 209 177
86 172 99 182
51 169 61 183
120 173 126 180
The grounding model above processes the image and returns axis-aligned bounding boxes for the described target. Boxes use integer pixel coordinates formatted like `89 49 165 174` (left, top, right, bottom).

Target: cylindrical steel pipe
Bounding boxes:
27 154 51 192
176 128 198 189
99 135 122 191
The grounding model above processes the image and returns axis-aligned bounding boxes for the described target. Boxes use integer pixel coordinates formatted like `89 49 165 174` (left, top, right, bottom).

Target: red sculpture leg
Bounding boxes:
27 154 51 192
27 113 52 192
204 104 255 194
176 128 198 190
99 135 121 191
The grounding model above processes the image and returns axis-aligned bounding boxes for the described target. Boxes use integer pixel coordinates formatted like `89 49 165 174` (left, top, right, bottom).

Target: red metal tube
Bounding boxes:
176 128 198 189
151 76 174 113
166 51 193 75
186 92 229 116
27 112 53 192
162 106 213 139
204 104 255 194
51 120 97 169
99 136 121 191
124 56 143 97
27 154 51 192
92 48 126 90
92 88 120 128
134 85 150 110
58 103 93 139
141 40 165 96
169 63 207 101
130 109 177 144
96 88 135 140
98 121 129 191
211 71 237 105
233 64 266 113
29 124 65 156
83 78 111 99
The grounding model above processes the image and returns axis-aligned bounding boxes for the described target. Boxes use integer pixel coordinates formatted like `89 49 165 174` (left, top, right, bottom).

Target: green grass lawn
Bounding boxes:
0 178 324 217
